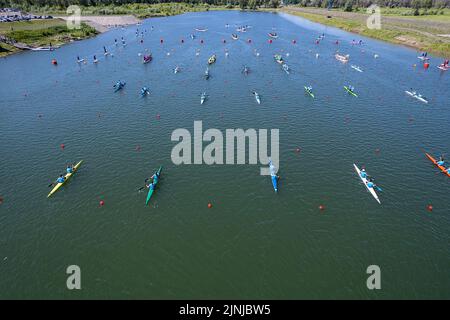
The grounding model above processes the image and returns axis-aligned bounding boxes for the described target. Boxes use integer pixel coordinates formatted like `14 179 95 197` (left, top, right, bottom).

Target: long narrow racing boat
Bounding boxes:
146 166 163 205
304 86 315 98
47 160 83 198
269 160 278 192
405 90 428 104
353 164 380 204
344 86 358 97
425 153 450 177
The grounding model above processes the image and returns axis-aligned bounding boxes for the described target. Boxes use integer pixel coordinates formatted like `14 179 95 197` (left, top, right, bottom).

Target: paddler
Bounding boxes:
360 168 368 179
366 177 377 189
66 164 74 174
141 87 150 96
145 171 160 189
56 174 66 184
437 156 445 166
348 85 355 93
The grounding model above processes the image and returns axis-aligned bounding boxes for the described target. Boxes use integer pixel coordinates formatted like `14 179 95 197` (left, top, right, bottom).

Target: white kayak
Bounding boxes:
353 164 381 204
351 65 363 72
405 90 428 104
253 92 261 104
200 92 206 105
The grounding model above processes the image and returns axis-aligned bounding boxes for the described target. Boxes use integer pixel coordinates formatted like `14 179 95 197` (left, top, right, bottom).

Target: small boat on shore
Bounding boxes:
335 53 349 63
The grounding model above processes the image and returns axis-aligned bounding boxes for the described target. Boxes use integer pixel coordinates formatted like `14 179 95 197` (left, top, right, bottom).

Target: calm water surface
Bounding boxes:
0 11 449 299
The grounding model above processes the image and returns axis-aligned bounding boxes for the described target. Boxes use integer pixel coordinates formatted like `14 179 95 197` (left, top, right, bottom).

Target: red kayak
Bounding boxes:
425 153 450 177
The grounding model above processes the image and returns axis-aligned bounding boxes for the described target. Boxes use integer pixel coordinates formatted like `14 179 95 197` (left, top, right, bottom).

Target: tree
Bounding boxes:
344 0 353 11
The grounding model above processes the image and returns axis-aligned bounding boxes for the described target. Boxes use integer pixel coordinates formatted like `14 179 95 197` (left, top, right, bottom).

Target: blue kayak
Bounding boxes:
269 160 278 192
271 175 278 192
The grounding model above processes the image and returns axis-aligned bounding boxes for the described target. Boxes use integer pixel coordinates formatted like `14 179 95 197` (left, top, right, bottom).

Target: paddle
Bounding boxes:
137 178 150 192
375 186 383 192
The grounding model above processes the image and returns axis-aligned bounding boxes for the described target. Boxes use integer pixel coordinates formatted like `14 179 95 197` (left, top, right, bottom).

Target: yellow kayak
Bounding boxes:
47 160 83 198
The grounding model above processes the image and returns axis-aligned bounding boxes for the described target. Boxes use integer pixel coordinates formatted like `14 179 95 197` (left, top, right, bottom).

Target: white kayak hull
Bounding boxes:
353 164 380 204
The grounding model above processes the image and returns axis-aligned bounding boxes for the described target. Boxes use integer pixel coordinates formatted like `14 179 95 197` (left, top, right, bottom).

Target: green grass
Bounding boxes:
282 9 450 57
0 42 19 57
0 20 97 47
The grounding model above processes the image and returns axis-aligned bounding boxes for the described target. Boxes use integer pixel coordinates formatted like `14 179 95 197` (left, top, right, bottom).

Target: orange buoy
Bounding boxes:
208 203 213 209
427 204 433 212
423 62 430 69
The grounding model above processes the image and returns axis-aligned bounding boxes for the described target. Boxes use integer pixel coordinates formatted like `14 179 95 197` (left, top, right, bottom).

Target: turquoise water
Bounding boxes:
0 11 449 299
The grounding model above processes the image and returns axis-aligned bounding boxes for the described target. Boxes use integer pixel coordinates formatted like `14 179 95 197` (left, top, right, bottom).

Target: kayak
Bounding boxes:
47 160 83 198
344 86 358 97
114 82 126 92
146 166 163 205
253 92 261 104
268 32 278 39
304 86 315 98
418 56 429 61
201 92 207 105
351 65 363 72
353 164 380 204
269 160 278 192
208 55 216 65
174 66 180 74
425 153 450 177
437 65 449 71
231 34 238 40
335 53 349 63
405 90 428 104
274 54 284 64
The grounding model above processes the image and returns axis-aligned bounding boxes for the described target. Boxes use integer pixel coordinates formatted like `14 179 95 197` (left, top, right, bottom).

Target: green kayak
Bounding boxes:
304 86 315 98
344 86 358 97
146 166 163 205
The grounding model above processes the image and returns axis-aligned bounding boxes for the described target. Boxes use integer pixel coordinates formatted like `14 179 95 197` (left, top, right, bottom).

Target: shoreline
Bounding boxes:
278 6 450 57
54 15 141 33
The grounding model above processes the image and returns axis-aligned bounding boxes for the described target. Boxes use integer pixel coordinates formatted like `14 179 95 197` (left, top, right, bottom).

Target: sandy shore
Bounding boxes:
56 15 141 32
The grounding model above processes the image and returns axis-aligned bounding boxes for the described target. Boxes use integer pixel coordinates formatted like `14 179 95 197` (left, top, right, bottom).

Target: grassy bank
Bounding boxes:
0 19 97 56
280 6 450 57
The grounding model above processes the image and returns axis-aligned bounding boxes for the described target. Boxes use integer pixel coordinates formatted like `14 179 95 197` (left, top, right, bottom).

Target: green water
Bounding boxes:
0 11 449 299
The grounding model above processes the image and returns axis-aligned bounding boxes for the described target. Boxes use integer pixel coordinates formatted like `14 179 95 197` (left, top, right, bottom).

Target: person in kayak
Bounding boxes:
56 174 66 184
66 164 74 174
360 168 368 179
348 85 355 93
366 178 376 189
141 87 150 96
145 171 160 189
437 156 445 166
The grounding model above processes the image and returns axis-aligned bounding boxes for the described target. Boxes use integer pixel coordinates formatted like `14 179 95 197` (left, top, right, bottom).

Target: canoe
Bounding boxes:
47 160 83 198
146 166 163 205
344 86 358 97
353 164 380 204
425 153 450 177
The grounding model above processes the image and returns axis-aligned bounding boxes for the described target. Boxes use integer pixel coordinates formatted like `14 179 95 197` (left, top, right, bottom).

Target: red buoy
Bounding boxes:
51 59 57 65
208 203 212 209
427 204 433 212
160 39 164 44
60 143 65 150
99 200 105 207
423 62 430 69
200 39 204 44
319 205 325 211
268 39 272 44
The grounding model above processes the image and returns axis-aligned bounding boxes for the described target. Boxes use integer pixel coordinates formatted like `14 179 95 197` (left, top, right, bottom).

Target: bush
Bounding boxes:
344 0 353 12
